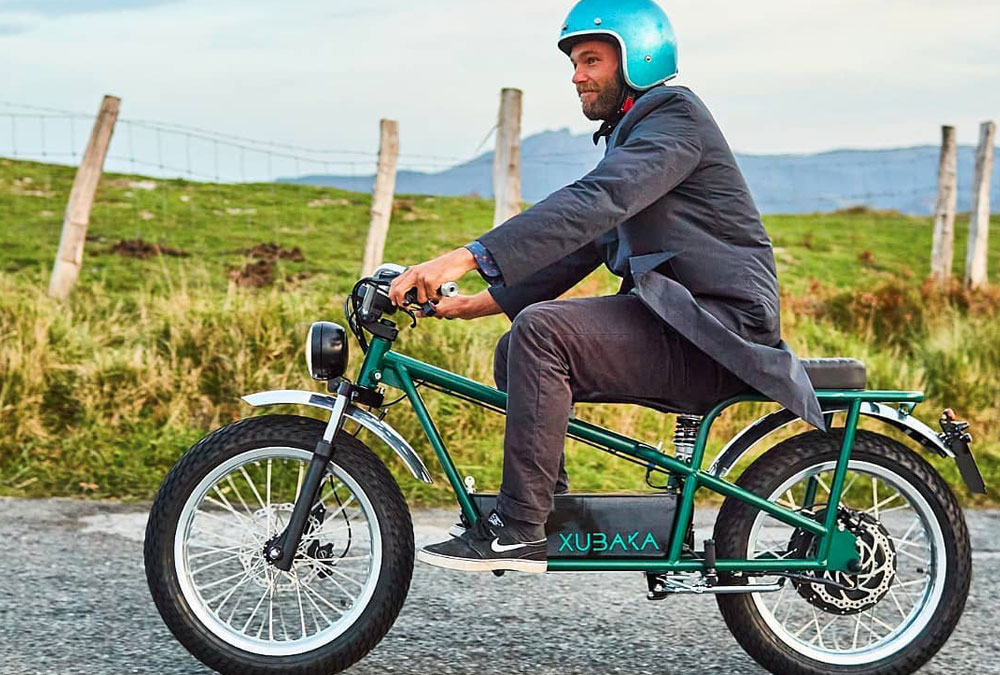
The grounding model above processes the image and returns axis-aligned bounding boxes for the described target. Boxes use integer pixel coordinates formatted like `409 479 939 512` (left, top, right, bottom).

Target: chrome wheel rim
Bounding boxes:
746 460 945 665
173 446 382 656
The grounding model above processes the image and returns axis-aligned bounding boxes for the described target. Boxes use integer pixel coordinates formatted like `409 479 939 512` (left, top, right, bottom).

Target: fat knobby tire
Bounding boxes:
714 429 971 675
143 414 415 675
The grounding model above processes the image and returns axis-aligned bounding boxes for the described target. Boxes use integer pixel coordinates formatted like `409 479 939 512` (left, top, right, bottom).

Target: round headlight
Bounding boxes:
306 321 348 381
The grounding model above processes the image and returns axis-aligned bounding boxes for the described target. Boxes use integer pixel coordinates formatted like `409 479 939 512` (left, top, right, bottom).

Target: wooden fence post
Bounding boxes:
48 94 120 300
361 119 399 277
964 120 995 289
492 88 522 228
930 125 958 285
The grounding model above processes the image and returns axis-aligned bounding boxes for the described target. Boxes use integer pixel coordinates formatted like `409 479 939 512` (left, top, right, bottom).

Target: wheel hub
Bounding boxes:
242 504 331 589
787 509 897 615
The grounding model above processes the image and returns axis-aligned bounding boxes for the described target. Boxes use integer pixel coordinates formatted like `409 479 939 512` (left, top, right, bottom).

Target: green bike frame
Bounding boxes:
356 336 926 575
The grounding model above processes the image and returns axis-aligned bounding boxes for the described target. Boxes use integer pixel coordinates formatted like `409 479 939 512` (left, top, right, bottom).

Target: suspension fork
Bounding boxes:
264 379 352 572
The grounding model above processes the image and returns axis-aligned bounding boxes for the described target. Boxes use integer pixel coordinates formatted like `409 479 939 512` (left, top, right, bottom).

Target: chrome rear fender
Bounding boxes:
241 389 433 484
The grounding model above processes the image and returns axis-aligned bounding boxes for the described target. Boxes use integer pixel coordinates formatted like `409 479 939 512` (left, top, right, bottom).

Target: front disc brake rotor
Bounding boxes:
787 509 897 615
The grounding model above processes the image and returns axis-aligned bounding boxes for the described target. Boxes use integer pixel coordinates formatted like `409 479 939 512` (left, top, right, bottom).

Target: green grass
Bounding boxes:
1 157 998 506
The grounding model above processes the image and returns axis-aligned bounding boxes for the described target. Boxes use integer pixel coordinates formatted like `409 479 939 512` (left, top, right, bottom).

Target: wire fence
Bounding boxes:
1 98 996 247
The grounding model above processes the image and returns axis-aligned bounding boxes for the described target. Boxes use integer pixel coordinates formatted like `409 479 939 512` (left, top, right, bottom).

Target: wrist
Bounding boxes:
471 289 501 318
457 246 477 273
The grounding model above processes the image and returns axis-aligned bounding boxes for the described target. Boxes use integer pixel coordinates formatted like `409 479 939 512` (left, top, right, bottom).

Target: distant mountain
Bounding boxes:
281 128 1000 215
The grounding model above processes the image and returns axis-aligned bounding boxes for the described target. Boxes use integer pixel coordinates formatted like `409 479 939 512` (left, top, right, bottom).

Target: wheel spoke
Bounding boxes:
840 472 859 501
265 459 273 533
224 474 255 517
191 553 242 576
193 508 251 536
222 565 262 622
205 558 264 609
768 583 789 616
894 546 931 564
187 543 243 559
887 588 909 618
323 566 365 588
295 577 308 638
294 463 305 503
866 489 901 517
295 568 336 628
299 577 347 615
239 466 267 510
777 489 797 509
242 580 273 633
196 567 256 592
325 494 357 522
204 494 253 526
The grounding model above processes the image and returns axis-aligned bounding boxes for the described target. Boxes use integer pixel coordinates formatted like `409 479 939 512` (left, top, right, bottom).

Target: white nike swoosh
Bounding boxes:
490 538 529 553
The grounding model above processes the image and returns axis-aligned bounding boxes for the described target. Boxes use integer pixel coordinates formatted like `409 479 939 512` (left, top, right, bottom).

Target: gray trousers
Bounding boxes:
493 295 752 525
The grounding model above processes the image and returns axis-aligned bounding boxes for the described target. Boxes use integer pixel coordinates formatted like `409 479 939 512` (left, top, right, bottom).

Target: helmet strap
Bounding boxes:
592 85 639 145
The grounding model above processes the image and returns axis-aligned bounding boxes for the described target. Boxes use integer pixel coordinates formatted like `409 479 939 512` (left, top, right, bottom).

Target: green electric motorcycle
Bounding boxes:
144 264 985 675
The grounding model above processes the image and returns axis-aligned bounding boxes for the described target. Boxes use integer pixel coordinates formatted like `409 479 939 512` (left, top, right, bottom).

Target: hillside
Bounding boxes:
1 157 998 506
284 128 1000 215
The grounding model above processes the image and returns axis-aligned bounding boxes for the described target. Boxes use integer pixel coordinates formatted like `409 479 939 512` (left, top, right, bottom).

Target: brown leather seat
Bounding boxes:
801 358 866 390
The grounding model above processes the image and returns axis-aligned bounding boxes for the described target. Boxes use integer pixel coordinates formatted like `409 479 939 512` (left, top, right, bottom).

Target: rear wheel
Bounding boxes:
144 414 414 675
714 429 971 675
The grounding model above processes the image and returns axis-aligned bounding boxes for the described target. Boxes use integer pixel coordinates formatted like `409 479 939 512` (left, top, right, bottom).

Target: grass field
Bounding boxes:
1 156 998 506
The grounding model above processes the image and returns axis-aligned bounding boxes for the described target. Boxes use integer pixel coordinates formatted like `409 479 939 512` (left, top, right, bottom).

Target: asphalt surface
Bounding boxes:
1 498 998 675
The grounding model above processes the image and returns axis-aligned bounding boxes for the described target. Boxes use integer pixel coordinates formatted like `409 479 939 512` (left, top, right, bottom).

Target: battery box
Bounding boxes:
470 492 678 559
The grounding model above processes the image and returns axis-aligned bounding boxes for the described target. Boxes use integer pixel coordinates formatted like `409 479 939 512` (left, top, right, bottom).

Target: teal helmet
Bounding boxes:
558 0 678 91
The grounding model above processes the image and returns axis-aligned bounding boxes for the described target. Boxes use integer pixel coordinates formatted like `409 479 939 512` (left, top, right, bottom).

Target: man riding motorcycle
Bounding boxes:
388 0 824 573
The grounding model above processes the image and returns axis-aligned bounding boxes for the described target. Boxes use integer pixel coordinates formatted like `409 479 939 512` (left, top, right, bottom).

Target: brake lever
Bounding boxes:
403 281 459 317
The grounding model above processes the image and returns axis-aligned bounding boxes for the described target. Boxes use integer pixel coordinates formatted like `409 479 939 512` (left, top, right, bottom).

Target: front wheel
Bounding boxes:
144 414 414 675
714 429 971 675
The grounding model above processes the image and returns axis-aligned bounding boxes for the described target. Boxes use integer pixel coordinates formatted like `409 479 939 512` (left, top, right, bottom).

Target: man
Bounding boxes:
388 0 824 573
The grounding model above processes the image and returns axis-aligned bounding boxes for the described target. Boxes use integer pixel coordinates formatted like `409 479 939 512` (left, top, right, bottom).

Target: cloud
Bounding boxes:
0 21 26 34
0 0 180 16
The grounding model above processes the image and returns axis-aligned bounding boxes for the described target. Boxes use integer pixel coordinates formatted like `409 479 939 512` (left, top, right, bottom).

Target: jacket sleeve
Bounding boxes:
487 241 603 319
477 96 702 287
465 240 503 284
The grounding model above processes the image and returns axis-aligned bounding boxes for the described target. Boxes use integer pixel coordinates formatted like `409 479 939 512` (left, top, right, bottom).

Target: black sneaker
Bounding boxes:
418 510 547 573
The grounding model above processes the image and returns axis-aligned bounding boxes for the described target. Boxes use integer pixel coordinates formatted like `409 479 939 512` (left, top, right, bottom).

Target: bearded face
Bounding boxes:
569 39 624 121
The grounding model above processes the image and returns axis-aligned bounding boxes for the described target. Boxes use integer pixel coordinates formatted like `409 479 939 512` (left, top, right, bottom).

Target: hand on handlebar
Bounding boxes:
387 247 478 308
402 282 458 317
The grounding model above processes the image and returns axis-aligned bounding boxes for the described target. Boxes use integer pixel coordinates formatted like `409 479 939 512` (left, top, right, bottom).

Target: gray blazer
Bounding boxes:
478 86 825 430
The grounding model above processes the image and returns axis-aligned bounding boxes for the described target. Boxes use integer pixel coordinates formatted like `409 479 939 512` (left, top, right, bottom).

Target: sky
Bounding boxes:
1 0 999 175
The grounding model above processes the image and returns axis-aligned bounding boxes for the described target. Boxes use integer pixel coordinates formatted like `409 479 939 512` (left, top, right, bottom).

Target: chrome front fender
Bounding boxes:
241 389 433 484
707 402 953 479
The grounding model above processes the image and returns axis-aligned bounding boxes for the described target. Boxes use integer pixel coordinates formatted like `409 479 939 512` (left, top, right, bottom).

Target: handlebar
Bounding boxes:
355 264 460 323
346 265 461 351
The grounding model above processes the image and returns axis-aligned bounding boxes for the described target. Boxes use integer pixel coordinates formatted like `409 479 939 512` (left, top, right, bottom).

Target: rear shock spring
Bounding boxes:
672 414 703 464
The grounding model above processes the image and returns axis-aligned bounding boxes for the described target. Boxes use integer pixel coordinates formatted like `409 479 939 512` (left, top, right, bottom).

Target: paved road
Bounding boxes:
1 498 998 675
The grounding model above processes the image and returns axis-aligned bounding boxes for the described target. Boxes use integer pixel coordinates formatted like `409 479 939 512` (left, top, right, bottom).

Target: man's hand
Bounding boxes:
388 247 478 308
416 290 503 320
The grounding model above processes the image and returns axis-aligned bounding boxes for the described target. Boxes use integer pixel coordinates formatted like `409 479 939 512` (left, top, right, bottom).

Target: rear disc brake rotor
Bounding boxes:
787 509 897 615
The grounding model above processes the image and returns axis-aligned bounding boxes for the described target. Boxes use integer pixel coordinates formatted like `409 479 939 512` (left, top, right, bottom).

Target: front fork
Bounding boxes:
264 380 352 571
